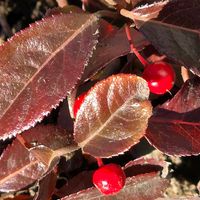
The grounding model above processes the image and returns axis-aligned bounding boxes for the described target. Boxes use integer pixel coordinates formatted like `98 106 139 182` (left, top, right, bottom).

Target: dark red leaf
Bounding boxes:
34 169 57 200
57 99 74 133
81 24 149 81
74 74 152 158
129 0 200 76
124 156 169 178
56 171 93 198
0 125 77 192
61 173 169 200
146 77 200 156
58 154 168 199
0 13 99 140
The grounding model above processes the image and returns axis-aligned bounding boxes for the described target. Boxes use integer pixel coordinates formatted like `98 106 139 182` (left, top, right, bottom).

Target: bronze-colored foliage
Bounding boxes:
74 74 152 158
61 157 169 199
82 24 149 81
146 77 200 156
0 13 99 140
0 125 77 192
129 0 200 76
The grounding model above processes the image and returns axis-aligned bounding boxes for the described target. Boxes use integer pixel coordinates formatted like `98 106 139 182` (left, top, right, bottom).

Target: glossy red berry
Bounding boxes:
142 62 175 95
93 163 126 195
73 91 87 118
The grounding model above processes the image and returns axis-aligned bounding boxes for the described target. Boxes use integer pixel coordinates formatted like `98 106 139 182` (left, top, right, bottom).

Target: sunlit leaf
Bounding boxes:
74 74 152 158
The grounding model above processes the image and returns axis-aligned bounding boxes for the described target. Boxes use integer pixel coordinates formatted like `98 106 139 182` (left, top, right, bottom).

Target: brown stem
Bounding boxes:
56 0 68 8
124 24 148 67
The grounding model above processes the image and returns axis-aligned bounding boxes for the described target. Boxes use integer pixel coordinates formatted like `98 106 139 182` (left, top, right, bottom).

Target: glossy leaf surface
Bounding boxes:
82 24 149 81
146 77 200 156
74 74 152 157
0 13 99 140
131 0 200 76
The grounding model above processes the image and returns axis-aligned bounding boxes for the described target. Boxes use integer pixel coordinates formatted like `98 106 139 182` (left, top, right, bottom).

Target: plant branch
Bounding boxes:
56 0 68 8
124 24 148 66
181 66 190 82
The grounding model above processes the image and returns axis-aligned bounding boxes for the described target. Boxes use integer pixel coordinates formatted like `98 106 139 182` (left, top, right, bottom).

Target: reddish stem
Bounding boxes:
16 135 31 149
124 24 148 67
96 158 104 167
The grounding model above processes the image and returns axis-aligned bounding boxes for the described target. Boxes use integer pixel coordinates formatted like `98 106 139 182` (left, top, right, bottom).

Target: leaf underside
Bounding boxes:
74 74 152 158
0 13 99 140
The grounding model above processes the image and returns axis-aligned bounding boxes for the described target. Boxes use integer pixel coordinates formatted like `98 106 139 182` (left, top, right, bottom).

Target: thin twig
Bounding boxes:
124 24 148 66
181 66 190 82
16 135 31 149
56 0 68 8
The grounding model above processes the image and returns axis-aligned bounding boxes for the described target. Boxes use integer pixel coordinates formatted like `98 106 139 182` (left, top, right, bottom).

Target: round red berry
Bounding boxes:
142 62 175 95
73 91 87 118
92 163 126 195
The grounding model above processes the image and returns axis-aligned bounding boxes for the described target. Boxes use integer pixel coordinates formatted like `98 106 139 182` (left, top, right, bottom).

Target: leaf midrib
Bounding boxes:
1 15 97 121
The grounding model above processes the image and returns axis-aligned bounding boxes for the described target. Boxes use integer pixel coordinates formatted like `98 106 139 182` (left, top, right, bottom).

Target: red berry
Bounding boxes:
93 163 126 195
142 62 175 95
73 91 87 118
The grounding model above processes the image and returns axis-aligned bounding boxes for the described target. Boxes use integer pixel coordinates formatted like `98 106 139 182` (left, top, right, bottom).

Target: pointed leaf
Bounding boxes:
130 0 200 76
74 74 152 158
0 125 77 192
146 77 200 156
0 13 99 140
82 24 149 81
62 173 169 200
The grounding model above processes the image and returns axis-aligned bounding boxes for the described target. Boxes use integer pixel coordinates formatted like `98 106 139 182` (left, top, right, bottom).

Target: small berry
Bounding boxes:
93 163 126 195
142 62 175 94
73 91 87 118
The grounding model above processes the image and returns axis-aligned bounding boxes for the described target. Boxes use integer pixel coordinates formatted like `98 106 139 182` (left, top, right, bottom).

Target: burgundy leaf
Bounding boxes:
56 171 93 198
81 24 149 81
146 77 200 156
34 169 57 200
0 125 77 192
128 0 200 76
0 13 99 140
124 156 169 178
61 173 169 200
57 99 74 133
74 74 152 158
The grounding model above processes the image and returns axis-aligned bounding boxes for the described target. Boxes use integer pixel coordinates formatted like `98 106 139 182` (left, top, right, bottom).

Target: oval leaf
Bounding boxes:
146 77 200 156
130 0 200 76
82 24 149 81
62 173 169 200
0 13 99 140
0 125 76 192
74 74 152 158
